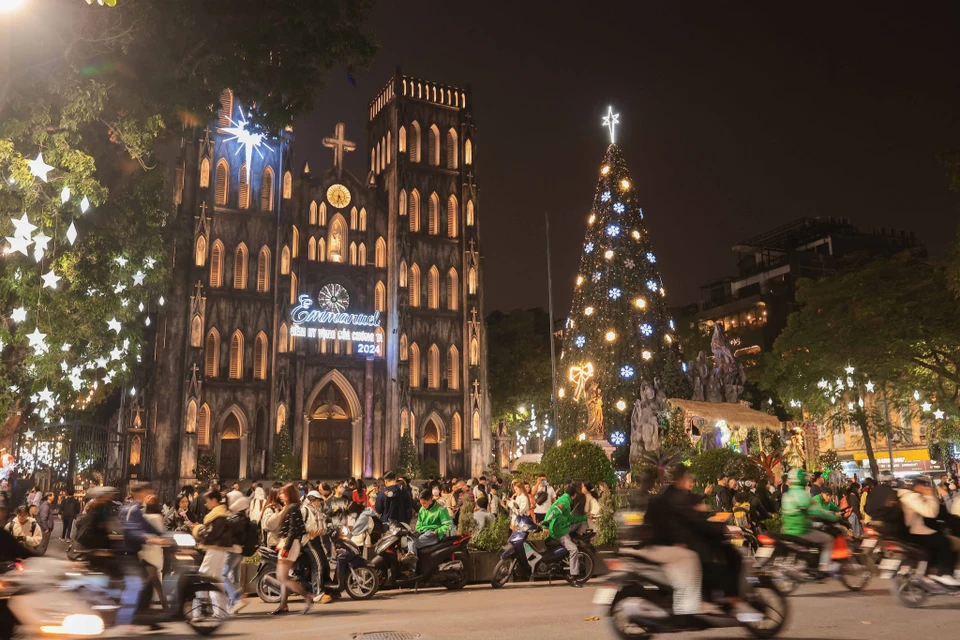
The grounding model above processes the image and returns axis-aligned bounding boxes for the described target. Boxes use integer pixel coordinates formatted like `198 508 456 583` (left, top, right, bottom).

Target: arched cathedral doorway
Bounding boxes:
423 420 440 471
219 412 242 479
308 384 352 478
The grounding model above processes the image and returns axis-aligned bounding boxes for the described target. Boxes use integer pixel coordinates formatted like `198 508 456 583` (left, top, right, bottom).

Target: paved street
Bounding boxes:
130 578 960 640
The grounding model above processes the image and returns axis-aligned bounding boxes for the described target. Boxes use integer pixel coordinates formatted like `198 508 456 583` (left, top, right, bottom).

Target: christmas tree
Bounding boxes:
557 108 685 444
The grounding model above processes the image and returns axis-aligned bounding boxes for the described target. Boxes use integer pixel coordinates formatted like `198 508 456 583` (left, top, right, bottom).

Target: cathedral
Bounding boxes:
137 70 491 489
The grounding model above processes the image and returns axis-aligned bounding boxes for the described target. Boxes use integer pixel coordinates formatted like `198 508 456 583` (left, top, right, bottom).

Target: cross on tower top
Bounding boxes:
323 122 356 175
470 308 479 325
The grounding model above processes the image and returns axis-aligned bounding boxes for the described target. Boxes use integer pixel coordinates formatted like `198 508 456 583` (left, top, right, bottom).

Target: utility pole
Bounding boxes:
545 213 560 441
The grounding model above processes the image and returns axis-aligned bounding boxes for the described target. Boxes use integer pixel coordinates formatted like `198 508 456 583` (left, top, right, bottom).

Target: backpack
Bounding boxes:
838 495 852 518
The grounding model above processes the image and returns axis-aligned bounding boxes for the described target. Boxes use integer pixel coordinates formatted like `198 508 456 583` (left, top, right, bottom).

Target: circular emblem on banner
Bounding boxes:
318 283 350 312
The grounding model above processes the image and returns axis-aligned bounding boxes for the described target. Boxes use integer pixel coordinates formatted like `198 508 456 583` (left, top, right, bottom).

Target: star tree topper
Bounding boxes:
602 106 620 144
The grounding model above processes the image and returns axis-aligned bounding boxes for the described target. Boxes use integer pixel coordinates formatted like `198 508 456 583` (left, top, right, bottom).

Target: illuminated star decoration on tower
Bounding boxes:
602 106 620 144
222 105 273 183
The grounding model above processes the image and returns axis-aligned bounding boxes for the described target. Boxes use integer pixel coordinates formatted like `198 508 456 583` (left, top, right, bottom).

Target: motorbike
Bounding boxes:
875 536 960 608
595 548 789 639
754 522 872 594
329 522 380 600
254 545 314 603
5 532 225 636
369 521 471 590
490 520 595 588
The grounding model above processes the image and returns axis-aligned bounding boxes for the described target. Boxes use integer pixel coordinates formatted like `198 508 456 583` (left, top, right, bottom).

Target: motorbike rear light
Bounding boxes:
606 559 625 571
757 535 774 546
15 562 23 572
864 527 878 537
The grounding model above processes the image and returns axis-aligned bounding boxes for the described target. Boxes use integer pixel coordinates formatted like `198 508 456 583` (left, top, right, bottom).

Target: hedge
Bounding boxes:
541 440 616 488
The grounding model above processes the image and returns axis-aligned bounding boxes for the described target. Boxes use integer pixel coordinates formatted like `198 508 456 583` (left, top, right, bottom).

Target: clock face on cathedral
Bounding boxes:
317 283 350 312
326 184 351 208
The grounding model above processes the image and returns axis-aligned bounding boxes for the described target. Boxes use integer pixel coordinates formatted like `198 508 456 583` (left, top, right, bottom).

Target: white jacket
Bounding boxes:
5 517 42 549
897 489 940 536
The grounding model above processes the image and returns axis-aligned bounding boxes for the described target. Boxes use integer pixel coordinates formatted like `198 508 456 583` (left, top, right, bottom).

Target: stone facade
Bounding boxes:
140 71 491 493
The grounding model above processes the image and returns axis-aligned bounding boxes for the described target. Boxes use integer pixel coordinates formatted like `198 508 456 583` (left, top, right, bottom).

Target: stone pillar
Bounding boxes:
364 358 374 478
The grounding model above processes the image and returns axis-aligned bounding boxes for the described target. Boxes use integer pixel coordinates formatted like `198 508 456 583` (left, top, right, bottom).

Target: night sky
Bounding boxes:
294 1 960 315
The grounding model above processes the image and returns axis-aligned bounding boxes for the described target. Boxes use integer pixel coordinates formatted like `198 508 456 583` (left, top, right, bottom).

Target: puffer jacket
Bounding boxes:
193 504 232 550
260 504 282 547
543 492 587 539
898 489 940 536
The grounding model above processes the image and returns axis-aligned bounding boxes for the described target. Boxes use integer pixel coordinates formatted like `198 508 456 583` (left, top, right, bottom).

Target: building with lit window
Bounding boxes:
136 70 491 490
695 217 923 356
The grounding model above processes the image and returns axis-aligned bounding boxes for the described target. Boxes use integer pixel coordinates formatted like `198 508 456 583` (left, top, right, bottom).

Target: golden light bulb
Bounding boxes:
576 276 583 286
588 214 596 224
584 307 594 316
616 400 627 411
660 288 666 297
601 165 611 175
558 388 565 398
632 230 641 240
605 331 617 342
620 179 631 189
665 334 673 344
634 298 646 309
642 350 652 360
604 249 614 259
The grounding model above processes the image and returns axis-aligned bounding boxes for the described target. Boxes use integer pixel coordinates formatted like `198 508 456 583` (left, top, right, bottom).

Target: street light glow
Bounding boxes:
0 0 27 14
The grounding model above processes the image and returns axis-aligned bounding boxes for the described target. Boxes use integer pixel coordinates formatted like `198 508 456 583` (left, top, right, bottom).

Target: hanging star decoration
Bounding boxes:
107 317 122 333
4 235 31 256
27 153 54 182
60 186 71 204
132 270 145 286
569 363 595 401
10 307 27 323
26 328 47 354
80 196 90 213
23 430 35 440
934 409 945 420
602 106 620 144
222 105 273 182
32 232 51 262
921 402 932 412
41 269 60 289
865 381 875 393
844 365 855 375
10 213 37 238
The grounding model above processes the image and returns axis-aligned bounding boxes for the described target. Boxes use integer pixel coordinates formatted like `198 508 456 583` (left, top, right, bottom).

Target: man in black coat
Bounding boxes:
375 472 412 527
59 491 81 542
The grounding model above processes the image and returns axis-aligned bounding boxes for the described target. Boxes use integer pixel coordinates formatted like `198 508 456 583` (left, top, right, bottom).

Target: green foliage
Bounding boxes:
593 489 619 547
514 462 543 486
487 309 554 439
420 457 440 481
269 425 298 481
761 513 783 534
470 514 511 552
659 406 694 456
556 145 686 441
194 455 217 483
631 449 682 488
0 0 377 437
541 440 615 488
457 492 476 536
688 448 760 487
397 432 420 478
817 449 840 471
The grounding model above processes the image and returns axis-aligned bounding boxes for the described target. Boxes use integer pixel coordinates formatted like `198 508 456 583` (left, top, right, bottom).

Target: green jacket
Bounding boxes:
782 486 840 536
543 493 587 539
813 494 841 514
415 500 454 538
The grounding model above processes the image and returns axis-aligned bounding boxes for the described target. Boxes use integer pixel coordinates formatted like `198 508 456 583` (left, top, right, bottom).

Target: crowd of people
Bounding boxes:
622 463 960 621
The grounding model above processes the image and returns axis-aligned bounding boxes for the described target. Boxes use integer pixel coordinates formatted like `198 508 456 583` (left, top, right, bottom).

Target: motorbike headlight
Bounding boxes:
173 533 197 547
341 526 351 537
40 614 104 636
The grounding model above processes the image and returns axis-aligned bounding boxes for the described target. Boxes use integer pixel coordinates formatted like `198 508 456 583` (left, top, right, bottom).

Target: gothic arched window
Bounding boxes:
428 193 439 235
409 343 420 387
447 194 459 238
186 399 198 433
205 329 220 377
190 314 202 347
399 126 407 153
399 190 407 217
409 190 420 231
375 281 385 312
217 89 233 129
446 128 459 169
468 267 478 295
210 240 224 288
447 346 460 390
399 333 408 361
198 404 211 446
409 263 420 307
278 323 288 353
451 413 462 451
447 268 459 311
409 121 421 162
199 157 211 188
427 344 440 389
215 159 229 205
261 167 274 211
466 200 475 226
229 330 244 380
282 171 292 199
399 260 408 287
238 164 250 209
195 235 206 267
309 201 318 225
257 246 270 293
254 332 268 380
375 237 386 268
233 243 248 289
428 266 439 309
307 237 317 261
472 410 481 440
428 125 440 166
470 335 480 366
465 138 473 165
358 242 366 266
280 246 290 274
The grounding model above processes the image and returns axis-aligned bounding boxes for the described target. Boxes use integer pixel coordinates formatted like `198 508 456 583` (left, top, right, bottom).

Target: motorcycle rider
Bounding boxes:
407 491 454 556
898 475 960 587
643 463 761 621
543 482 588 583
782 469 840 574
116 482 168 630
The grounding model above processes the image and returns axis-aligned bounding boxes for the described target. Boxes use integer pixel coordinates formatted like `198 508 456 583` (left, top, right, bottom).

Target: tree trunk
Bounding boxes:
861 420 880 478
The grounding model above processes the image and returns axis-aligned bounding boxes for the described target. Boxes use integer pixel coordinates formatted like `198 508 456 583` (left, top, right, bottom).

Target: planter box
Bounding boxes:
468 550 501 583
